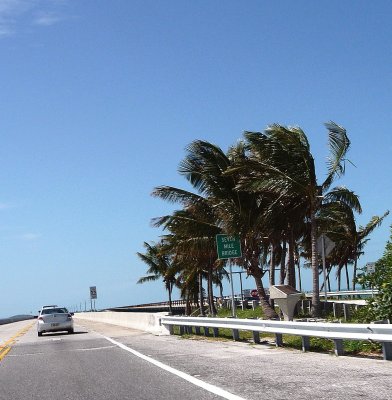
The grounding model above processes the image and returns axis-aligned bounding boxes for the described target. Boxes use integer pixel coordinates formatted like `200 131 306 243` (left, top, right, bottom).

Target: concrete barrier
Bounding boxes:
0 316 35 326
73 311 171 335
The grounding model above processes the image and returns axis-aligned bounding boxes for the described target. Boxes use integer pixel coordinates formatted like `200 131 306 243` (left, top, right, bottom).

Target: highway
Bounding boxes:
1 319 392 400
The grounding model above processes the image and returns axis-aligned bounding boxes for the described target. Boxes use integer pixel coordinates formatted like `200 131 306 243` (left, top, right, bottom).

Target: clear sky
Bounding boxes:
1 1 391 317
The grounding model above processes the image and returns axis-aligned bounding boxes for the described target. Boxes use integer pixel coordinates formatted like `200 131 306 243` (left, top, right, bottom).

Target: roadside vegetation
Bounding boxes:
137 121 389 321
356 227 392 322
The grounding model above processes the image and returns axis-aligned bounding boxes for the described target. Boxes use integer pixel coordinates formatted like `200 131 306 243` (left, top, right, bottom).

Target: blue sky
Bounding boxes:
1 1 391 317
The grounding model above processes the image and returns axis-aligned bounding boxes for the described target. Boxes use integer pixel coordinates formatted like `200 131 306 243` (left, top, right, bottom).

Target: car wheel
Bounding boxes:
38 332 43 337
68 329 74 334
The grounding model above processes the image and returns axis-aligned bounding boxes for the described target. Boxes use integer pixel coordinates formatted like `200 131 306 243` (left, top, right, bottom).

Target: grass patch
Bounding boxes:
282 335 334 352
342 340 381 355
216 307 265 319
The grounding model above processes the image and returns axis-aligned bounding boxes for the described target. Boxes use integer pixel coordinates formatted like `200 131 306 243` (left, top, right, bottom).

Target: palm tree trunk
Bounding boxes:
207 267 217 316
345 263 350 290
321 265 333 291
280 241 286 284
269 244 275 308
198 273 205 316
297 258 302 292
287 226 296 288
352 258 358 291
185 293 191 316
244 239 278 319
254 273 278 319
251 261 278 319
168 282 173 315
337 267 341 291
311 209 320 317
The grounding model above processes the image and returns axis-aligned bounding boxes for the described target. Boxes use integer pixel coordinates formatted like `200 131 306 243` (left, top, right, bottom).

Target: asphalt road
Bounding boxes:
1 319 392 400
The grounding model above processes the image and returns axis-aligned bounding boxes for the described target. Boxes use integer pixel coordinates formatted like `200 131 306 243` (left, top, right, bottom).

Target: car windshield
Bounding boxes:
41 308 68 315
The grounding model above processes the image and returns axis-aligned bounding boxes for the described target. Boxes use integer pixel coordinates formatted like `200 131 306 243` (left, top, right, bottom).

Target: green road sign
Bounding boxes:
216 234 242 259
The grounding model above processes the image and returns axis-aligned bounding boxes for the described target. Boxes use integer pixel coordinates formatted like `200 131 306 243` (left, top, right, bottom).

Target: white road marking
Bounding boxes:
75 345 116 352
8 345 116 357
103 336 247 400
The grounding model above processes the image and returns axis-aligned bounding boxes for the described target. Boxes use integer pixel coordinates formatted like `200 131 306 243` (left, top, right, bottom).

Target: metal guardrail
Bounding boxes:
160 316 392 361
305 290 378 298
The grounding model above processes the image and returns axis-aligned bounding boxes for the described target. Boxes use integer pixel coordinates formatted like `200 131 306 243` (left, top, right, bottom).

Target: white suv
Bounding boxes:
37 306 74 337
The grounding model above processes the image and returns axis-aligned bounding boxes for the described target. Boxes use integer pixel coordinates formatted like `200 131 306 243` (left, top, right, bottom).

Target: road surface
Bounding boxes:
1 319 391 400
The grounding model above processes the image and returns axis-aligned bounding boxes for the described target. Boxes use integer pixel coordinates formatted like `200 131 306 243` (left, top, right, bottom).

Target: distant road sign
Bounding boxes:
90 286 97 299
216 234 242 259
366 262 376 274
317 234 335 257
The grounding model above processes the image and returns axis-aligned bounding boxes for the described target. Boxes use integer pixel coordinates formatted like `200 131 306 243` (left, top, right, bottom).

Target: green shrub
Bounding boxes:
357 225 392 322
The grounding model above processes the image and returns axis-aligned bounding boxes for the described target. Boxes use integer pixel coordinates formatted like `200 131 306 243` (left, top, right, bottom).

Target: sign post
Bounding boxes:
317 234 335 304
216 235 242 317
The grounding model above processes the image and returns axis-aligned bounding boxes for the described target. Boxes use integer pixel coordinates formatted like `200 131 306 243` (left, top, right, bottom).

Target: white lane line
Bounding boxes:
103 336 247 400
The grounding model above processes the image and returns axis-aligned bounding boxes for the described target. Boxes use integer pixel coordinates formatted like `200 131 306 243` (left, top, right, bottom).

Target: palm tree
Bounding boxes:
153 140 278 319
136 241 177 314
153 204 224 316
351 212 389 289
317 202 389 291
183 140 279 318
243 122 360 316
317 200 360 291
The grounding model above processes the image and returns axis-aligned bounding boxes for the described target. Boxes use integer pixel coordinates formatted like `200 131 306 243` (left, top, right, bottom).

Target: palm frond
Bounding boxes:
323 121 352 189
358 211 390 239
152 186 204 206
323 186 362 213
137 275 160 284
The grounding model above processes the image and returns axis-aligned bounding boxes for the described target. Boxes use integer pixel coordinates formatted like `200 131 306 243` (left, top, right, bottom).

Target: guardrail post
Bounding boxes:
275 333 283 347
301 299 311 314
213 328 219 337
301 300 307 314
232 329 240 341
302 336 310 352
204 327 210 336
333 339 344 356
252 331 260 344
382 342 392 361
179 326 185 335
343 304 349 321
195 326 201 335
